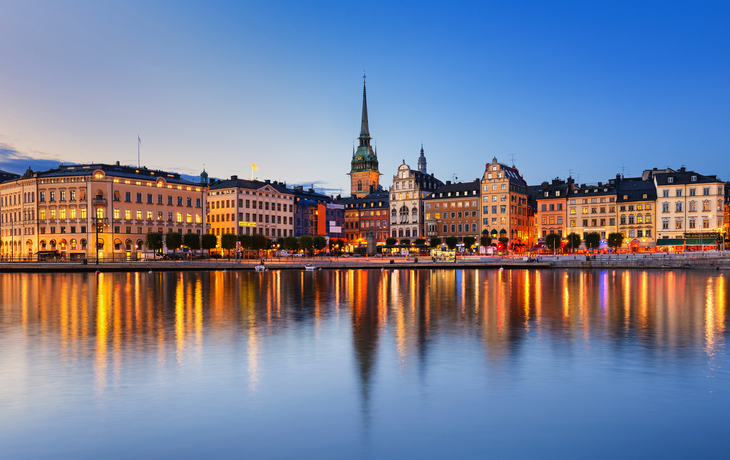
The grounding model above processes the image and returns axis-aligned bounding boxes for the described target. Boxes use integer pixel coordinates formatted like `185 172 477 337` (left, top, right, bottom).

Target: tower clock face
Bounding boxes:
357 155 363 160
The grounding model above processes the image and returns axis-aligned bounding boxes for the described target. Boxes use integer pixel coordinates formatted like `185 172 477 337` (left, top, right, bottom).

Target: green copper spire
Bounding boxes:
359 81 370 143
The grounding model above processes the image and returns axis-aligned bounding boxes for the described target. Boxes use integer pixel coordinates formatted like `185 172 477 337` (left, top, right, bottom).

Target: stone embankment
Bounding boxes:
0 254 729 272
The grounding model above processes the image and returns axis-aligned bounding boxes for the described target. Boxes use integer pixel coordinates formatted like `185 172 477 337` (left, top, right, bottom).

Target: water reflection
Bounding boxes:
0 269 727 458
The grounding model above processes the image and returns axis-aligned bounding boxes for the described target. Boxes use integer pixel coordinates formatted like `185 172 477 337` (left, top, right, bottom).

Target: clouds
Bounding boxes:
0 144 69 174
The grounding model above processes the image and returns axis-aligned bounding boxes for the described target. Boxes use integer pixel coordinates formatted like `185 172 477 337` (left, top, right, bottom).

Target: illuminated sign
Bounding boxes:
238 222 256 227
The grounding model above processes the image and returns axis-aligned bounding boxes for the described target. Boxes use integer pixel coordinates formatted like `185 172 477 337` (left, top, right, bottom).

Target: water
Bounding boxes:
0 269 727 459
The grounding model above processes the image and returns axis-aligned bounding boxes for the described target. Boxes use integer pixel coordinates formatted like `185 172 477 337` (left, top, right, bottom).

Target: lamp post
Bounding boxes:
95 214 101 265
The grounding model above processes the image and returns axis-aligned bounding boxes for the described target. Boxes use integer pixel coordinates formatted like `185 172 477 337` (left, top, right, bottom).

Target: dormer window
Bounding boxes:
623 195 628 199
556 191 560 196
643 194 647 199
668 177 674 183
691 176 697 181
544 192 549 197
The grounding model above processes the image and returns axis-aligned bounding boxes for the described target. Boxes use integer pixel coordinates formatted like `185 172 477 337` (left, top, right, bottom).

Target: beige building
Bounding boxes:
389 153 442 239
207 176 294 242
616 177 657 250
649 167 725 247
0 163 208 260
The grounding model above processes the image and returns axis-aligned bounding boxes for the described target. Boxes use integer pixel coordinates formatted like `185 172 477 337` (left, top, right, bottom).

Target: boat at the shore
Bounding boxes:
304 264 317 271
254 264 266 272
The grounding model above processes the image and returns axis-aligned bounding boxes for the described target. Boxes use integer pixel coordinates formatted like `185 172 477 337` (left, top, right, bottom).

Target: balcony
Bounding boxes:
92 197 107 205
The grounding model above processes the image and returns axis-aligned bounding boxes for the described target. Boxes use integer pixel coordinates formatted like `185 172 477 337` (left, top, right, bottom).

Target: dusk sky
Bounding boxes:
1 1 728 194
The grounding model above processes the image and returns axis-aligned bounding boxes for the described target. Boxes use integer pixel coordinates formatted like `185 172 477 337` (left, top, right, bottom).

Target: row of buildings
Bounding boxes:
0 82 728 259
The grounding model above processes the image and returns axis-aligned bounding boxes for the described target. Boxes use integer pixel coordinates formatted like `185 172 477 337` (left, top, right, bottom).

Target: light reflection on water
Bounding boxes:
0 269 728 459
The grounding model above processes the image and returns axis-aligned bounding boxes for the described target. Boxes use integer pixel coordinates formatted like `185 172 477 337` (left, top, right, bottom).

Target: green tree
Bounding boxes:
445 236 459 250
463 236 476 250
498 236 509 252
566 233 581 252
183 233 200 252
298 235 314 254
251 233 268 258
480 235 492 247
313 235 327 253
165 231 182 256
545 233 561 251
281 235 299 252
400 239 410 246
584 232 601 252
414 238 426 246
429 237 442 248
238 234 252 250
221 233 237 259
146 231 164 254
201 233 217 258
386 237 397 246
607 232 624 252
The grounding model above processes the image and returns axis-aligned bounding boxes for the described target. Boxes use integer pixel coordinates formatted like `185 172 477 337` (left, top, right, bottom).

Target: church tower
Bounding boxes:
417 144 427 174
349 80 380 198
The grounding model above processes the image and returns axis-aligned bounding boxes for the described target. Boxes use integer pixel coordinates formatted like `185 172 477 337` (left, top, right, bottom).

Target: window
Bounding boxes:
662 218 669 230
663 190 669 197
668 177 674 183
675 218 682 230
125 209 131 220
675 202 682 212
690 188 696 196
147 194 153 204
703 187 710 196
676 189 682 197
136 193 142 203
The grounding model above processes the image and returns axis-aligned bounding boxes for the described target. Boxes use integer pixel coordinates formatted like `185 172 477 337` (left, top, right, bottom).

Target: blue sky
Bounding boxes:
1 1 728 193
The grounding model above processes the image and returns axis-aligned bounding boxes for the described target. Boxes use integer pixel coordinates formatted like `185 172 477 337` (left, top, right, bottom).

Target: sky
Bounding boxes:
1 0 728 194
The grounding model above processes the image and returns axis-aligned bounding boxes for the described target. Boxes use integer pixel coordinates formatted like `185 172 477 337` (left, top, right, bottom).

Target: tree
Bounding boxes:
201 233 217 258
607 232 624 252
329 238 345 254
146 231 164 254
545 232 561 251
299 235 313 254
480 235 492 247
414 238 426 246
463 236 476 250
313 235 327 253
566 233 581 252
445 236 458 250
251 233 268 258
183 233 200 253
400 239 410 246
386 237 397 246
584 232 601 252
429 237 442 248
238 234 252 250
221 233 237 259
165 231 182 256
281 235 299 252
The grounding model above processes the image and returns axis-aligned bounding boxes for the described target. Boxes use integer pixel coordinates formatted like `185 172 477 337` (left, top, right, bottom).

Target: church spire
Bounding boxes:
418 144 427 174
359 79 370 144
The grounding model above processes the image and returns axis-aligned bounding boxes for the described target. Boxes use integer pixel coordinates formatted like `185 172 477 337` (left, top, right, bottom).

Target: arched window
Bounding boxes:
399 205 409 224
81 239 87 250
357 180 362 191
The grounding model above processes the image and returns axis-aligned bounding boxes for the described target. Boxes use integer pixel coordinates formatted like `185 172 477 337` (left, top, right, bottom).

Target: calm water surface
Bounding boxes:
0 269 728 459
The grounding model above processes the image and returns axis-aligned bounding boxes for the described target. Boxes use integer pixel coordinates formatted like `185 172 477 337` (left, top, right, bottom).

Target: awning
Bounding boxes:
685 237 717 245
656 238 685 246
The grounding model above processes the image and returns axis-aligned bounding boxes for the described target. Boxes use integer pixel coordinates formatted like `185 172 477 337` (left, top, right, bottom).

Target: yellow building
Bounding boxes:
616 178 657 250
0 163 208 260
480 157 533 250
567 180 618 241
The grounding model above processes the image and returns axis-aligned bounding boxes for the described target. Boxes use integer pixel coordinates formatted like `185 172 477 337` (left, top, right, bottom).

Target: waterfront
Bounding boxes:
0 269 728 459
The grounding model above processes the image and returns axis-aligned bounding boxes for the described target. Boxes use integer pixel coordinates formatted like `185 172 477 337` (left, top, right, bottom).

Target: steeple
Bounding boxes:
349 77 380 198
359 81 370 145
418 144 427 174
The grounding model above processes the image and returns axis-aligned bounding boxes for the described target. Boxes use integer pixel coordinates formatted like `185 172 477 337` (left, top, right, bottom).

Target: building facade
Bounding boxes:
480 157 533 249
349 82 380 198
0 163 208 260
567 180 617 240
425 180 481 244
616 177 657 249
651 167 725 244
207 176 294 243
535 177 574 240
389 153 443 239
340 190 389 250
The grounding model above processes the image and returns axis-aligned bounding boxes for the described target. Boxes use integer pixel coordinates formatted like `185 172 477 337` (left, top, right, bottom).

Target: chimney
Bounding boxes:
116 161 120 166
265 179 271 184
446 180 451 185
231 175 238 181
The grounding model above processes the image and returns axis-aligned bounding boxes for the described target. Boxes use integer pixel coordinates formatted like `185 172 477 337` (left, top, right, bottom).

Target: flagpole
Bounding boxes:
137 136 140 168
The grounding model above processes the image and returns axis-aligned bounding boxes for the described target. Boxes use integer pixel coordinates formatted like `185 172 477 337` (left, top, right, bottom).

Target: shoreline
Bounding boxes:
0 257 729 273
